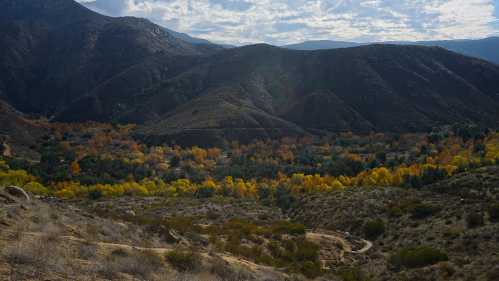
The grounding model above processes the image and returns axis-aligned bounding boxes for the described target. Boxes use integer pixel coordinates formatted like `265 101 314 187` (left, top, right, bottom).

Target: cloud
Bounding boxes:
76 0 499 45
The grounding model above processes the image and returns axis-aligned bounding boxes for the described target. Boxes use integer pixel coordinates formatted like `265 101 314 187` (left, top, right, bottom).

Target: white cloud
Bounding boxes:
76 0 499 45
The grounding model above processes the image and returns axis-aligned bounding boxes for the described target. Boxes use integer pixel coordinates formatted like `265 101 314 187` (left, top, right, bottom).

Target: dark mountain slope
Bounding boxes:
413 37 499 65
0 100 48 157
2 0 499 145
112 44 499 143
0 0 216 115
283 40 363 50
283 37 499 65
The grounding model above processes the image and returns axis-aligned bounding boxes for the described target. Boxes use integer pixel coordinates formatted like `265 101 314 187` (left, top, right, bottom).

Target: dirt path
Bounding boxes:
351 239 373 254
306 231 373 254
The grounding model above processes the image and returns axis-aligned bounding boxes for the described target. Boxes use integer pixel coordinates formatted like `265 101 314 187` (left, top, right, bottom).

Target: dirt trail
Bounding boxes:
306 231 372 254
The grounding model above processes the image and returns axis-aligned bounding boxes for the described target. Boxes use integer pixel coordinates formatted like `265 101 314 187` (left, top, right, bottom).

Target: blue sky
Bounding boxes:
77 0 499 45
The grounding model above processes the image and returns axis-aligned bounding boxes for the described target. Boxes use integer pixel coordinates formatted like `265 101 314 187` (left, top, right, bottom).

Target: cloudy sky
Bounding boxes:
77 0 499 46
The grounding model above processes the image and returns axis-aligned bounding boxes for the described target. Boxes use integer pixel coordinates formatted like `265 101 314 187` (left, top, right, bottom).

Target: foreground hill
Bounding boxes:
1 166 498 281
284 37 499 65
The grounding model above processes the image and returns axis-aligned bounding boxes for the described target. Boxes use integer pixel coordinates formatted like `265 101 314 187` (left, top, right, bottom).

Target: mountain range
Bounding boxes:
283 37 499 65
1 0 499 145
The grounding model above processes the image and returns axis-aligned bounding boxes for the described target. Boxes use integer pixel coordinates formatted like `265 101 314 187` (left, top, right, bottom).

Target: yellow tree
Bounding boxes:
70 161 81 176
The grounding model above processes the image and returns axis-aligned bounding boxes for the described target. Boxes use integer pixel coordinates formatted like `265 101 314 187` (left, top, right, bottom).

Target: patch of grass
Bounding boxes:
210 257 253 281
165 249 201 272
389 246 448 270
101 249 163 279
78 241 98 260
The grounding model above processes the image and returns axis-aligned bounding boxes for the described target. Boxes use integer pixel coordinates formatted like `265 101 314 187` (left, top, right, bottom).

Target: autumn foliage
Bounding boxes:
1 123 498 201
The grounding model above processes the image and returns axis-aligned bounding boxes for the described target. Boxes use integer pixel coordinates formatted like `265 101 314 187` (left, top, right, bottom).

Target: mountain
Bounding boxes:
55 43 499 144
405 37 499 65
162 27 214 45
0 0 219 116
283 37 499 64
133 44 499 144
283 40 364 50
2 0 499 146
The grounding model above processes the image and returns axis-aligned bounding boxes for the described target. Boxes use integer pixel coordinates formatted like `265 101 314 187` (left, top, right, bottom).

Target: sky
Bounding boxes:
77 0 499 46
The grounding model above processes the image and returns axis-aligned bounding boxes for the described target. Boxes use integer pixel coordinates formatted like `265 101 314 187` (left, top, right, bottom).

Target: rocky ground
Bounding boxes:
1 166 498 281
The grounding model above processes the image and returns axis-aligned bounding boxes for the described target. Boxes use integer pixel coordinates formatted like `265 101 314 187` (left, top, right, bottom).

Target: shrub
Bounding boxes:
111 248 129 257
271 221 306 236
409 203 440 219
88 189 103 200
336 266 371 281
301 260 322 279
195 186 215 198
2 241 41 265
166 249 201 272
466 212 484 228
294 239 320 262
210 257 254 281
389 246 448 269
78 241 98 260
123 250 163 278
488 204 499 222
363 219 385 240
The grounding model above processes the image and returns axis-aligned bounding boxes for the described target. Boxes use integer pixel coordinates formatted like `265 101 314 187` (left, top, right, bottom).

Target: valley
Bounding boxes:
1 1 499 280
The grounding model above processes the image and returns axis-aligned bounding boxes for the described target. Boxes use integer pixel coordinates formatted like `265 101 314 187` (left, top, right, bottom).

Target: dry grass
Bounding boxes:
99 249 165 279
210 256 255 281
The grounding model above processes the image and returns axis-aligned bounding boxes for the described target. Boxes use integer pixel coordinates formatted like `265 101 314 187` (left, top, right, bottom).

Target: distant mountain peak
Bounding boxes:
283 37 499 64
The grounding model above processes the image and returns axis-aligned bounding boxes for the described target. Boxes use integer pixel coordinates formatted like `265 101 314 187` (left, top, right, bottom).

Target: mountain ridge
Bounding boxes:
283 37 499 65
1 0 499 145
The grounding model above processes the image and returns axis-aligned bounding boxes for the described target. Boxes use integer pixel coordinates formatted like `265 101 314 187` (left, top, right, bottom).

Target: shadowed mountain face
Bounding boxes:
1 0 499 145
0 0 218 115
283 37 499 65
58 44 499 144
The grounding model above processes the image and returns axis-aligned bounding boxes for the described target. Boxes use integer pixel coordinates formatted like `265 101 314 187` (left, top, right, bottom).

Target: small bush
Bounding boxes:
301 260 322 279
111 248 129 257
78 241 98 260
337 266 371 281
271 221 306 236
125 250 162 278
88 190 103 200
488 204 499 222
466 212 484 228
210 257 253 281
166 249 201 272
101 249 162 279
409 203 440 219
363 219 385 240
2 242 41 265
2 235 56 266
389 246 448 269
